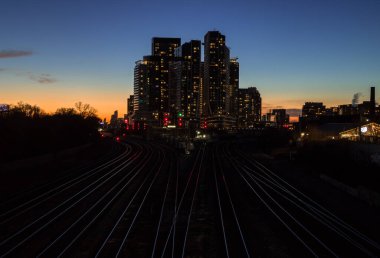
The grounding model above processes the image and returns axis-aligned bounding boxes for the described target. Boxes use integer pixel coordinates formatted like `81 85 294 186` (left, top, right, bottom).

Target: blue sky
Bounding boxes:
1 0 380 119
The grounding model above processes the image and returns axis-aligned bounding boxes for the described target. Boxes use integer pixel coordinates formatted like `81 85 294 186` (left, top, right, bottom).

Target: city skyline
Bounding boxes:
1 0 380 120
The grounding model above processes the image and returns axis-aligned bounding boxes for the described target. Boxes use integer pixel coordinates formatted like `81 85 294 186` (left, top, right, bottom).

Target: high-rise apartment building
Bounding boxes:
228 57 239 116
238 87 261 127
133 56 157 122
133 32 247 129
199 61 205 118
203 31 230 117
127 95 134 114
151 37 181 116
170 40 201 123
110 110 118 128
133 38 180 125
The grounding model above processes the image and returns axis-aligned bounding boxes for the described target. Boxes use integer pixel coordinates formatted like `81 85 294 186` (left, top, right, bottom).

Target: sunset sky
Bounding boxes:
1 0 380 121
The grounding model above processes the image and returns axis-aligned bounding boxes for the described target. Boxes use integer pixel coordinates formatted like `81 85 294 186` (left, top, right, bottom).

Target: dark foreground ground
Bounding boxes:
0 137 379 257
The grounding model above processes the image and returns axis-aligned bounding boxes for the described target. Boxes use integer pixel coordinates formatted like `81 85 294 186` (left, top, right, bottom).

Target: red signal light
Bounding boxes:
178 117 183 127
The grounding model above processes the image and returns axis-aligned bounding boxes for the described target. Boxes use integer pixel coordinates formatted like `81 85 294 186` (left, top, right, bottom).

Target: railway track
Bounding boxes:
0 141 143 256
220 141 380 257
1 138 379 257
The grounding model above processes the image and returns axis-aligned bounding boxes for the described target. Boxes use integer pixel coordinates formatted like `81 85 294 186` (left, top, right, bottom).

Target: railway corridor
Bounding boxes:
0 139 379 257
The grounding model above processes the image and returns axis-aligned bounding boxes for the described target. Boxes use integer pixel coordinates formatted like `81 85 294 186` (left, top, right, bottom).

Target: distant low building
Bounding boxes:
302 87 379 123
340 122 380 143
271 109 289 126
307 123 355 140
338 104 358 116
262 109 289 127
207 115 237 129
325 106 339 116
302 102 326 119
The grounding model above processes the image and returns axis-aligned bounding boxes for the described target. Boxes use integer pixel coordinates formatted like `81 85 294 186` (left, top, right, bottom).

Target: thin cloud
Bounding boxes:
0 68 6 72
29 73 57 84
0 50 33 58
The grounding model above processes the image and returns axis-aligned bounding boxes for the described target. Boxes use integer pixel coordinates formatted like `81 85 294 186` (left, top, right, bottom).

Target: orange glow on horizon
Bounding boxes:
2 83 360 124
1 84 132 122
289 116 299 123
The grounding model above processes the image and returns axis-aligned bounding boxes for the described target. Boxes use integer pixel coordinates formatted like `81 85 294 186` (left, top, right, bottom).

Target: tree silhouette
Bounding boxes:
74 101 97 118
10 102 45 118
55 107 77 116
0 102 101 162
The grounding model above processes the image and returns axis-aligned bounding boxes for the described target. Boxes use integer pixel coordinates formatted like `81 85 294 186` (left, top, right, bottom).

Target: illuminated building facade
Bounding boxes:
132 32 255 129
133 38 180 125
199 62 205 126
133 57 156 122
302 102 326 119
228 58 239 117
203 31 230 117
152 37 181 116
238 87 261 127
340 122 380 142
170 40 201 123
